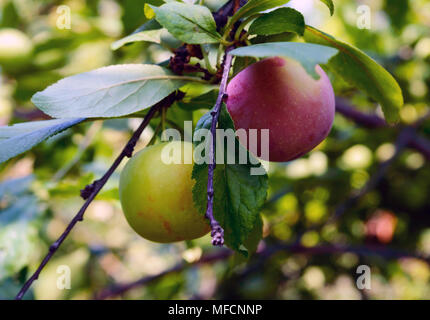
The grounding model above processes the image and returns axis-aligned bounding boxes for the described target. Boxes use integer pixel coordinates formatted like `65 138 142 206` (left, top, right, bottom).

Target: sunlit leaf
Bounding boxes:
230 42 338 79
32 64 191 118
111 20 163 50
304 26 403 122
319 0 334 15
150 2 221 44
249 7 305 36
230 0 291 27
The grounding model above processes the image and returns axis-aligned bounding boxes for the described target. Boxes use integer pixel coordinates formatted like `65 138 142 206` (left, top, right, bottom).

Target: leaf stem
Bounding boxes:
234 13 261 41
200 45 217 75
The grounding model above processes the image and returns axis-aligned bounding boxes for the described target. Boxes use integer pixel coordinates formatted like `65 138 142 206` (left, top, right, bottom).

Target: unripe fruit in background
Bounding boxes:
0 28 33 72
119 141 210 243
226 57 335 162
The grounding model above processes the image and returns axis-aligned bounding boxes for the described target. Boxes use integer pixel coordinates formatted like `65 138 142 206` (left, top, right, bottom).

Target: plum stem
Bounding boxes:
205 50 233 247
14 92 184 300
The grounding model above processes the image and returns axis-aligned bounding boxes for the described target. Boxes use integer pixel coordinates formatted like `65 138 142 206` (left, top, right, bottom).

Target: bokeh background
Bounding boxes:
1 0 430 300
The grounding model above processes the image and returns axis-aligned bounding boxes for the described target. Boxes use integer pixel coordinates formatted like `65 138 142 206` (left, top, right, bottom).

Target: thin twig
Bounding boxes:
269 243 430 264
328 126 415 224
15 92 182 300
409 134 430 160
335 97 430 160
206 51 233 246
291 126 417 247
94 249 232 300
95 242 430 299
335 97 387 129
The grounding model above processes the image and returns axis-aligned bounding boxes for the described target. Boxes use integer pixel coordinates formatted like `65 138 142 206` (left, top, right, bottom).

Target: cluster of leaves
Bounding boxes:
0 0 404 257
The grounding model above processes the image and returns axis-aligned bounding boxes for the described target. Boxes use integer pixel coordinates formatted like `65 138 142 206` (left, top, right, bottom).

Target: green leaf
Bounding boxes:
304 26 403 122
178 90 218 111
249 8 305 36
230 0 291 26
320 0 334 16
192 105 268 255
150 3 221 44
32 64 191 119
251 32 296 45
230 42 338 79
232 215 263 264
111 20 163 50
0 118 84 164
177 82 218 111
232 56 256 77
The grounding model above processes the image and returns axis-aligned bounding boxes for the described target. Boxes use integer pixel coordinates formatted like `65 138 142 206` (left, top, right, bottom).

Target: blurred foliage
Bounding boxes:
0 0 430 300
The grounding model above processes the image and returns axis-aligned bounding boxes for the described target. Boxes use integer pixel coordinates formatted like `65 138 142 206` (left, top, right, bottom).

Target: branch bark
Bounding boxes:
205 0 247 247
205 51 233 246
15 92 182 300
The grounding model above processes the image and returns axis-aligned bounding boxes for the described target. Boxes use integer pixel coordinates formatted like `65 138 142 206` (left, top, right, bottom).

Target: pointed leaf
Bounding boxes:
0 118 84 164
150 3 221 44
304 26 403 122
32 64 189 118
111 20 163 50
249 7 305 36
230 0 291 26
319 0 334 15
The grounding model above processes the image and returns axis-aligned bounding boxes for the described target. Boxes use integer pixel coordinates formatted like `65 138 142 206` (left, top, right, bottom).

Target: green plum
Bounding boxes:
119 141 210 243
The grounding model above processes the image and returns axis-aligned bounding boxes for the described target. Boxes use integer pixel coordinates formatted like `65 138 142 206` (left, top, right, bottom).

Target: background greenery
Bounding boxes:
1 0 430 299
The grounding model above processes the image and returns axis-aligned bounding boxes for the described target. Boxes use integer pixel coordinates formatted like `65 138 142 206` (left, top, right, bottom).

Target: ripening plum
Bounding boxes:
226 57 335 162
119 141 210 243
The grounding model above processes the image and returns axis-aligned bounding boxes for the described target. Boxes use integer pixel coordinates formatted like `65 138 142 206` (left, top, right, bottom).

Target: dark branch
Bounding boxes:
206 51 233 246
94 249 231 300
213 0 248 30
15 92 183 300
335 97 430 160
335 97 387 129
328 126 415 225
269 243 430 265
292 124 420 245
409 134 430 160
95 242 430 299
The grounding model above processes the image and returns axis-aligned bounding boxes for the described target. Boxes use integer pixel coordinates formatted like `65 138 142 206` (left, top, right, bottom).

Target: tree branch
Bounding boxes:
94 249 232 300
95 241 430 299
335 97 430 160
269 243 430 264
15 92 183 300
327 126 415 225
293 124 421 244
335 97 387 129
206 51 233 246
